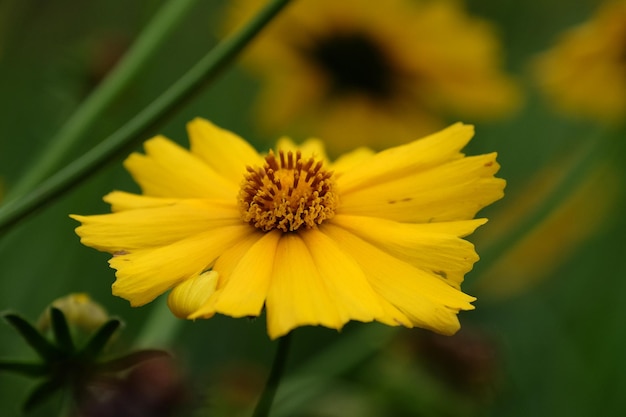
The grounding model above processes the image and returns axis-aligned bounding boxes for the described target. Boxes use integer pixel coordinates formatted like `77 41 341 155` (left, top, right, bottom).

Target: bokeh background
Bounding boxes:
1 0 625 416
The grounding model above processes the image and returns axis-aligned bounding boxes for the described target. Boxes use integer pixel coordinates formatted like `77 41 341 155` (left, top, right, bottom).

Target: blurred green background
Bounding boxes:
1 0 625 416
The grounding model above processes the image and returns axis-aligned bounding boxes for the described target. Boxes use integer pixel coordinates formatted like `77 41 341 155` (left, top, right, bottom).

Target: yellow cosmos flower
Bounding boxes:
534 1 626 121
227 0 520 153
71 118 504 339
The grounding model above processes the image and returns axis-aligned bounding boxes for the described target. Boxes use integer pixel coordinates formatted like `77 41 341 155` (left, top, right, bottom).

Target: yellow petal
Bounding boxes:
187 118 263 184
102 191 180 212
189 230 265 318
300 228 385 323
213 230 281 317
275 137 330 164
336 123 473 194
70 200 240 252
168 270 219 318
332 215 486 287
338 153 505 222
124 135 237 199
302 227 414 328
110 224 252 306
265 233 343 339
330 147 375 177
322 223 475 335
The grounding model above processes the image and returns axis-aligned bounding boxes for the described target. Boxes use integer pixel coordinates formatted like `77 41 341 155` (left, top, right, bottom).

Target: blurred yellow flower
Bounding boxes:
475 161 620 299
227 0 520 154
534 1 626 122
71 118 504 339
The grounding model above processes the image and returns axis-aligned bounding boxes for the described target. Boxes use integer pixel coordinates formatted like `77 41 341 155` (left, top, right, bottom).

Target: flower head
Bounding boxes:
534 1 626 121
71 118 504 339
227 0 520 153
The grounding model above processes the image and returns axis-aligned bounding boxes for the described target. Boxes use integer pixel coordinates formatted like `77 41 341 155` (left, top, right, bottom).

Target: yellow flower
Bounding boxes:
71 118 504 339
227 0 520 153
475 161 620 299
534 1 626 122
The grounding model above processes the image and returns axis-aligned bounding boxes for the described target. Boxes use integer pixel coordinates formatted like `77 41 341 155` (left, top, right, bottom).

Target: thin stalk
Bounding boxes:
0 0 293 234
7 0 198 200
271 325 397 417
252 333 293 417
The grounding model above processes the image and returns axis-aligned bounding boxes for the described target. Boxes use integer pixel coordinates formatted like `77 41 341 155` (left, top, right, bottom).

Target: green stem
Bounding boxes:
0 0 293 234
6 0 198 201
270 325 397 417
252 333 293 417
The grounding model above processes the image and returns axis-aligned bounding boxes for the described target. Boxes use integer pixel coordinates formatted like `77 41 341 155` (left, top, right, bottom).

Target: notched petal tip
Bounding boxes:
69 214 91 231
110 267 161 308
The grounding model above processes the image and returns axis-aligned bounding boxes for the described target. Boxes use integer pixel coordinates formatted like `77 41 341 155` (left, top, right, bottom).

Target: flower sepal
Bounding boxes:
0 305 169 413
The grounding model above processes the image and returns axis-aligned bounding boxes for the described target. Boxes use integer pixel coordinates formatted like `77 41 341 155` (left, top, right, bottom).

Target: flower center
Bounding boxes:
239 150 337 232
306 31 396 98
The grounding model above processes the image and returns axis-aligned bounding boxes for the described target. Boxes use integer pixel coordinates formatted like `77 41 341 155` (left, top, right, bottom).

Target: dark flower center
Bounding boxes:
239 150 337 232
307 32 396 98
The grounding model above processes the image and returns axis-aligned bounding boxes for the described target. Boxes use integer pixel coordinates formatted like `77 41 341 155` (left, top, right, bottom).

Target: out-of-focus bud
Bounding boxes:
38 293 109 333
1 300 169 413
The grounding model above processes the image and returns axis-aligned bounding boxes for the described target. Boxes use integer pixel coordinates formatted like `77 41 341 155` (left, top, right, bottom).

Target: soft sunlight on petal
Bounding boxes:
189 231 265 318
265 233 343 339
336 123 473 194
332 215 487 287
302 228 385 323
214 230 282 317
71 200 240 252
187 118 263 184
102 191 181 212
110 224 251 306
323 223 475 335
339 153 505 222
124 135 237 199
330 147 375 177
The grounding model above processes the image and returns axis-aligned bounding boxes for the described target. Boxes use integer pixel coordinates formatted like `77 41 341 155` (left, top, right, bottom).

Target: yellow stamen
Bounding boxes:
239 150 337 232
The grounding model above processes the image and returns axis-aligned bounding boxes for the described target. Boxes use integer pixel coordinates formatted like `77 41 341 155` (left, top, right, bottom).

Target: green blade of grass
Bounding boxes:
0 0 293 235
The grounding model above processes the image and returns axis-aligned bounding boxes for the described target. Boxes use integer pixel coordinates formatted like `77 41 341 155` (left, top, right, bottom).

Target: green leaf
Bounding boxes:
22 378 63 413
79 318 122 360
49 307 75 354
0 360 47 377
2 313 61 361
